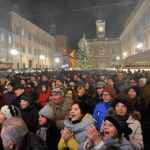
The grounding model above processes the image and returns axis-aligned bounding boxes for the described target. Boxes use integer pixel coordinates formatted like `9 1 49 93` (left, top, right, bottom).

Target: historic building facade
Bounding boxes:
87 18 121 69
120 0 150 63
0 9 55 69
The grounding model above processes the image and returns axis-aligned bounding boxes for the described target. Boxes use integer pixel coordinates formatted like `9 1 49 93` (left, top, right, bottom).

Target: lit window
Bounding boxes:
22 29 24 37
9 36 11 44
1 33 4 41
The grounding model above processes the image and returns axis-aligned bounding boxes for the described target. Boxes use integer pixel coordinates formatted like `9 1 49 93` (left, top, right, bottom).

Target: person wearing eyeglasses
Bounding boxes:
93 86 116 132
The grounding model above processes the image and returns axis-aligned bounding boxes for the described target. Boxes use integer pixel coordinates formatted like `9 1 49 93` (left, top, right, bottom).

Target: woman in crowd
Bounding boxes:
107 77 119 93
36 105 61 150
84 82 95 99
93 86 116 132
128 86 144 115
83 114 134 150
77 86 88 103
19 94 39 133
111 93 144 150
66 89 78 103
36 82 51 107
58 101 94 150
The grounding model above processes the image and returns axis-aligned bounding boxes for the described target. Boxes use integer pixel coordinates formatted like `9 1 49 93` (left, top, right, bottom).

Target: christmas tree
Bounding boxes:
75 35 96 70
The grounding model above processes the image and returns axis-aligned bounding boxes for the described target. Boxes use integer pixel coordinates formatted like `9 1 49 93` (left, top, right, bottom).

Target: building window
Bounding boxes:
15 42 19 50
99 47 104 55
22 29 24 37
28 46 32 54
29 32 32 40
34 35 37 42
112 48 115 54
23 63 25 68
36 64 38 68
22 45 26 53
8 36 11 44
17 63 20 68
1 33 4 41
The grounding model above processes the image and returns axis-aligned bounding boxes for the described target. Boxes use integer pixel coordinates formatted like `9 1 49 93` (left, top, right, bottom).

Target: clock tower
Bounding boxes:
96 12 106 39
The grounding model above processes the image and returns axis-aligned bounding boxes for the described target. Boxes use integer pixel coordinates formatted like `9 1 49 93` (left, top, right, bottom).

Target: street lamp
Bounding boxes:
137 43 143 49
123 52 127 56
55 58 60 69
11 49 19 68
116 56 120 60
40 55 45 69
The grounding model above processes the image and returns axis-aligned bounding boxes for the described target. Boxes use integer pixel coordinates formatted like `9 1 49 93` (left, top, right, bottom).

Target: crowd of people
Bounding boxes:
0 69 150 150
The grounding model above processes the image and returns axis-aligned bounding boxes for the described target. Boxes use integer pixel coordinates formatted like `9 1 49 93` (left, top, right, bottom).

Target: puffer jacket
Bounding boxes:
58 113 94 150
93 101 112 132
127 113 144 150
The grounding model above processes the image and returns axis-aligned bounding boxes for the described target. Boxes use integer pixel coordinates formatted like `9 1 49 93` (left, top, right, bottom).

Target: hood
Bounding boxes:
64 113 94 133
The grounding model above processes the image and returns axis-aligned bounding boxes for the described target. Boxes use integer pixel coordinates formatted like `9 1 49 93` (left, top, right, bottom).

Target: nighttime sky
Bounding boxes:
1 0 138 50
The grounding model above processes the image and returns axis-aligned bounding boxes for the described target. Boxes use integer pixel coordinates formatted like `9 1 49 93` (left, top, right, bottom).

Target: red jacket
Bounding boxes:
36 86 51 107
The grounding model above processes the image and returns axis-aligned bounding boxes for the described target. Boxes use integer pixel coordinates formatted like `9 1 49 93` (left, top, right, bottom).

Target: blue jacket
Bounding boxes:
93 101 112 132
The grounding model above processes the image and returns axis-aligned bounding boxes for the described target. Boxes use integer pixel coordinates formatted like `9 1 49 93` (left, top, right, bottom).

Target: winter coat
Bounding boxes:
0 91 16 107
127 114 144 150
36 86 51 107
93 101 112 132
78 94 89 103
58 113 94 150
115 79 130 93
18 132 49 150
141 101 150 150
11 92 25 108
36 122 61 150
81 136 134 150
19 105 39 133
47 96 72 130
87 94 103 113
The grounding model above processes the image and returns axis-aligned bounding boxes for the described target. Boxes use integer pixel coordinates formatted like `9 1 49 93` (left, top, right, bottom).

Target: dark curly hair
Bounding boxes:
111 93 134 114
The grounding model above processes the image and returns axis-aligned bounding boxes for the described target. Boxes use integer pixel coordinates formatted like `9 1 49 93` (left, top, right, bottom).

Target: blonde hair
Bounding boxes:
77 87 86 95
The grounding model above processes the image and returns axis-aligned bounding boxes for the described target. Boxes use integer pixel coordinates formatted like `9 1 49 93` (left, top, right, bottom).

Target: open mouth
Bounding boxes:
104 132 110 138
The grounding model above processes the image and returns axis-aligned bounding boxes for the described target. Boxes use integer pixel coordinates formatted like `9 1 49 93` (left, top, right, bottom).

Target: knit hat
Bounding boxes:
103 86 116 97
52 87 64 97
1 105 21 119
130 86 140 97
38 105 53 120
20 94 33 104
139 78 147 84
56 77 63 83
104 114 132 137
96 82 106 88
8 82 16 88
14 84 25 90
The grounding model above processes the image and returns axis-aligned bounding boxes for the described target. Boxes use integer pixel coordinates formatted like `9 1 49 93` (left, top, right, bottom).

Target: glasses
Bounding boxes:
103 94 110 97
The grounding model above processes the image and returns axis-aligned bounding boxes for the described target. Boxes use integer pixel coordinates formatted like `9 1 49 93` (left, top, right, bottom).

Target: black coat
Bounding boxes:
18 132 49 150
20 105 39 133
37 122 61 150
142 102 150 150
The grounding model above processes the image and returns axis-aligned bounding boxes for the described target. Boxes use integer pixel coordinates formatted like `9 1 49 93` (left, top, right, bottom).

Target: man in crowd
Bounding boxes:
33 79 41 97
88 81 106 113
1 117 49 150
115 72 130 93
47 87 72 130
11 84 26 108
